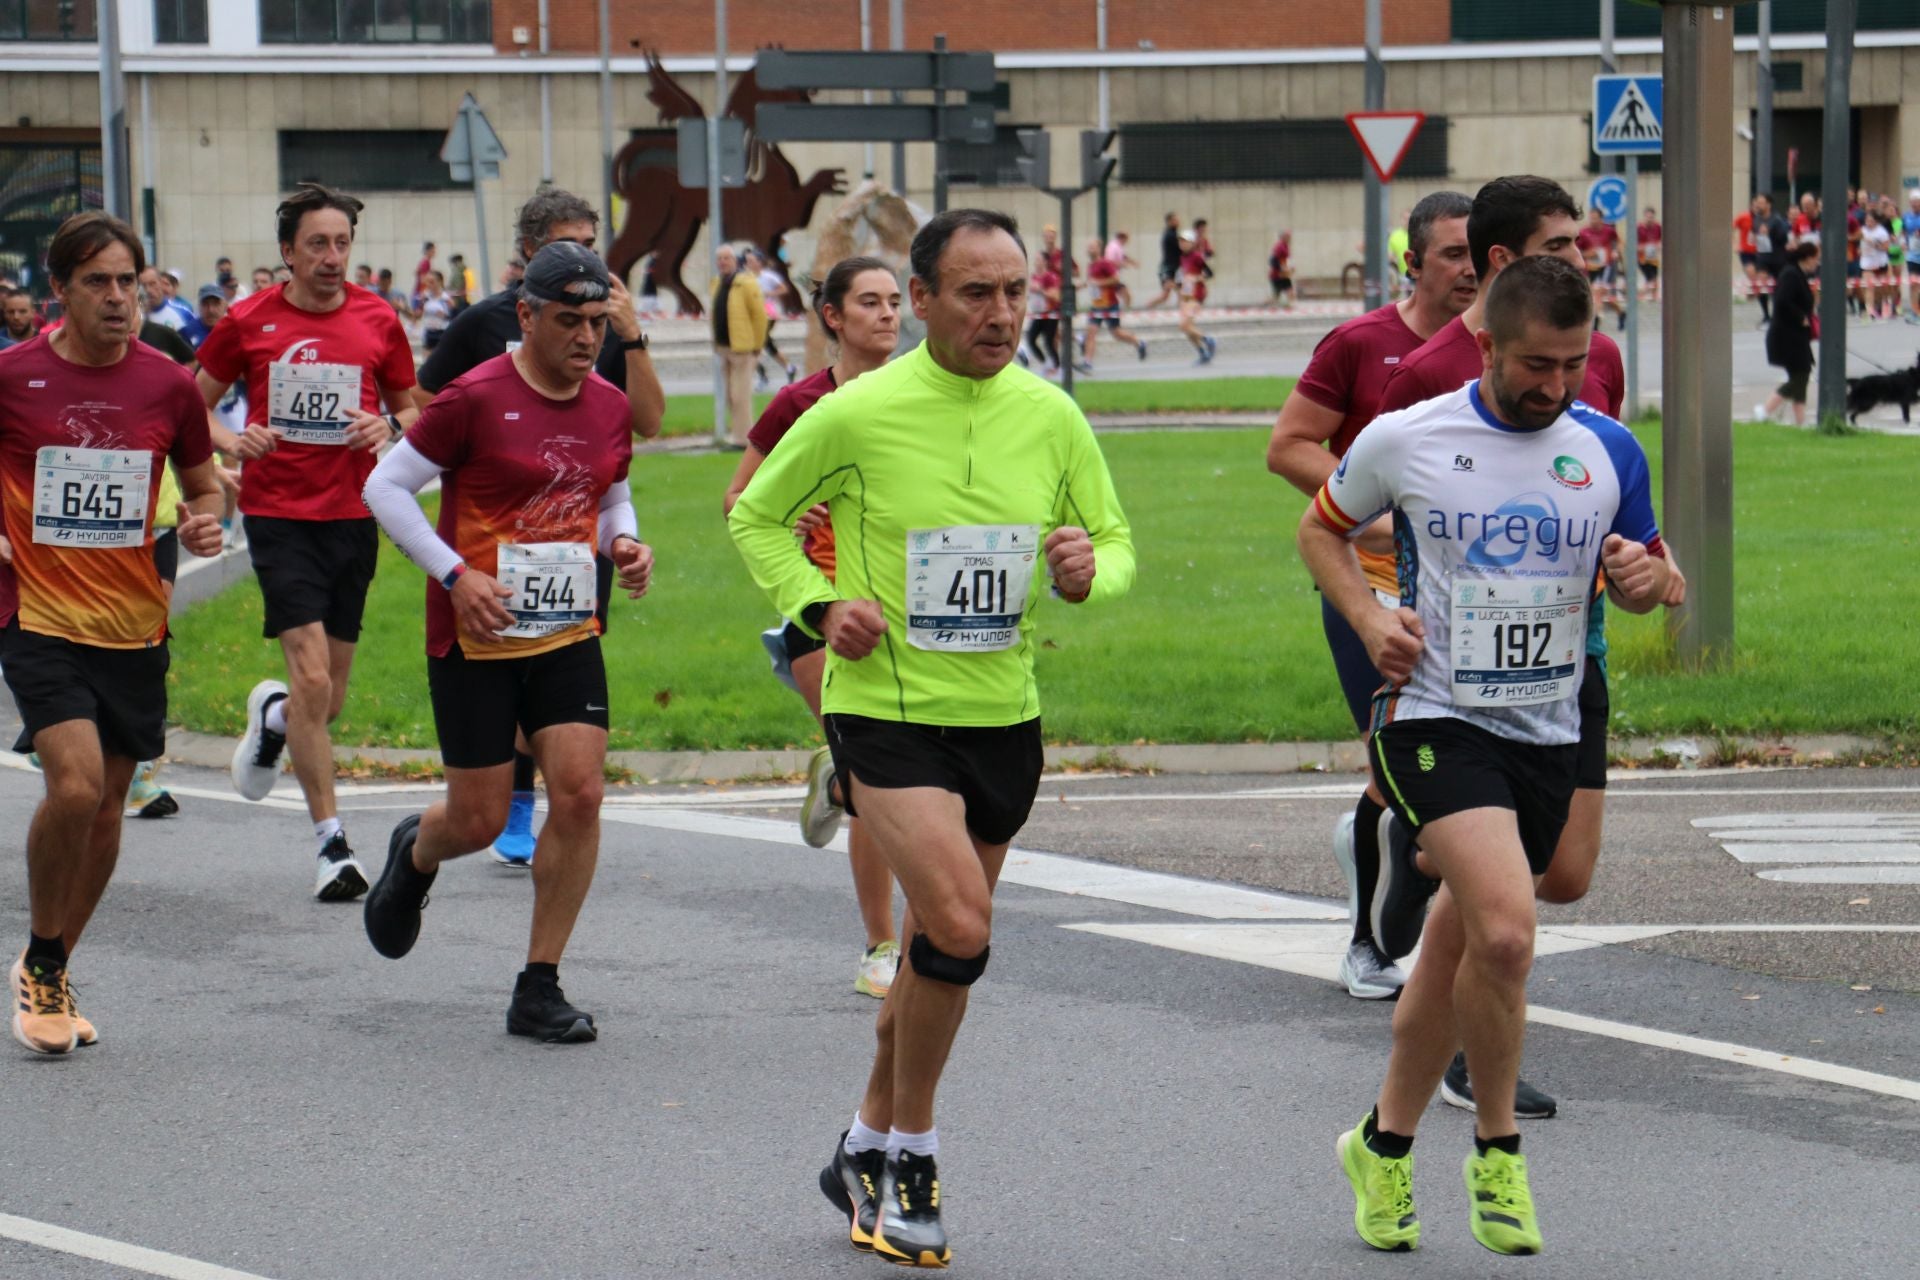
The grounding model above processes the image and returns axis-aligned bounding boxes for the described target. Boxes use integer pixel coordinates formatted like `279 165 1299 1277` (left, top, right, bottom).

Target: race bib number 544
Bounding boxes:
905 524 1040 653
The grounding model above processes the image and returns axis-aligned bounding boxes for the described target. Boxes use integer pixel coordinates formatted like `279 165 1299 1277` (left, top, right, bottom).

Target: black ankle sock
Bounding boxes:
1758 295 1772 321
1362 1109 1414 1159
1476 1133 1522 1157
512 751 537 793
1350 795 1386 947
24 932 67 967
521 962 559 983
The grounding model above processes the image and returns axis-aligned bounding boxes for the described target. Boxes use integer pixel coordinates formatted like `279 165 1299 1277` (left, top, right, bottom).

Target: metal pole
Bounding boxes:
1059 191 1076 397
1361 0 1384 312
1096 0 1110 242
889 0 906 194
710 0 730 446
1598 0 1617 176
1625 155 1639 419
1755 0 1773 200
860 0 875 177
539 0 553 186
139 74 156 262
1661 0 1736 668
468 102 493 302
1816 0 1854 424
932 34 949 214
598 0 615 239
97 0 130 221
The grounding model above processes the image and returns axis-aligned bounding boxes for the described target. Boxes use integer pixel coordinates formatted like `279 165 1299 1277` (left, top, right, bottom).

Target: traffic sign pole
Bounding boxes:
1360 0 1384 313
1626 155 1639 419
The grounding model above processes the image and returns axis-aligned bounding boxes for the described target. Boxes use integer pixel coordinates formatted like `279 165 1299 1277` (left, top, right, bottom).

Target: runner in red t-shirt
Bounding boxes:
1024 262 1063 374
360 241 651 1044
1079 237 1146 370
0 213 224 1054
1636 207 1662 302
1175 236 1217 362
1368 174 1688 1118
1265 189 1476 1003
1576 206 1626 329
199 183 421 904
721 255 903 1000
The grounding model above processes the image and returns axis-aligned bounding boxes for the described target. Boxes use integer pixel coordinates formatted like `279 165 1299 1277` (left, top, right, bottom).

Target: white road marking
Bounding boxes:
1759 866 1920 885
1065 921 1920 1103
1694 813 1919 829
1692 810 1920 883
1721 842 1920 863
1707 829 1920 843
0 1212 277 1280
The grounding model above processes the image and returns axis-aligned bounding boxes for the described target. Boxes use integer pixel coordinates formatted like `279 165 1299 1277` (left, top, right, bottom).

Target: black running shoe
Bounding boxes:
1440 1051 1559 1120
1370 810 1440 960
819 1132 884 1252
506 971 598 1043
871 1151 950 1268
364 815 433 958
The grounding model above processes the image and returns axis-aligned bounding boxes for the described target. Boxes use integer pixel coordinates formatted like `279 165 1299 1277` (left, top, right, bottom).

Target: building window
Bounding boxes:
1118 119 1449 186
259 0 490 44
154 0 207 43
0 0 99 41
1451 0 1910 41
280 130 469 191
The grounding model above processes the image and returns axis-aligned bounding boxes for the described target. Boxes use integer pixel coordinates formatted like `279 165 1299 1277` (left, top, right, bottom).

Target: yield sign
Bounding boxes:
1345 112 1426 183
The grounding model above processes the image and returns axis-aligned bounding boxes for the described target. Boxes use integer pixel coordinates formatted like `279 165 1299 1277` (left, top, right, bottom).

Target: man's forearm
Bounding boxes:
1270 438 1338 495
1299 520 1380 633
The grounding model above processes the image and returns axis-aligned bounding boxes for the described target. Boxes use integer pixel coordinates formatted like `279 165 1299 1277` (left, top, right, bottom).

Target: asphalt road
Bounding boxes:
0 755 1914 1279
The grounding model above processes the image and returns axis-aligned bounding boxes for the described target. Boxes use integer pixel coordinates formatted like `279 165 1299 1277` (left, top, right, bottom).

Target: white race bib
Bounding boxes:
905 524 1040 653
494 541 596 639
1449 576 1584 708
268 359 361 445
32 446 150 549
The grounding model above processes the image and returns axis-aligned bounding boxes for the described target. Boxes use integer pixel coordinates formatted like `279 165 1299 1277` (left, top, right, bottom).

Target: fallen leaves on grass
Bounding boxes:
654 689 673 707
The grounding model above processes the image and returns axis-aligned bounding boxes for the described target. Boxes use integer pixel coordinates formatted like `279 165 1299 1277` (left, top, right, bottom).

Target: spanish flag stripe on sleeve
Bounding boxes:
1312 485 1359 533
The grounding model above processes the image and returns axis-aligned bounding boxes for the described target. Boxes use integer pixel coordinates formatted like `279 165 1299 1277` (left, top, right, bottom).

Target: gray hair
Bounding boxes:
515 187 597 256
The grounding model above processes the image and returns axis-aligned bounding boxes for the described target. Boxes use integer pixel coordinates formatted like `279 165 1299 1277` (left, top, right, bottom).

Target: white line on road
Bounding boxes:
1695 813 1920 829
0 1212 276 1280
1759 866 1920 885
1721 842 1920 863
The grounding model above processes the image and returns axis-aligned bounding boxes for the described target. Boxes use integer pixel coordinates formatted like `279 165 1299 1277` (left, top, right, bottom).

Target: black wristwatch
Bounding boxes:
618 333 648 352
801 600 831 633
385 413 404 441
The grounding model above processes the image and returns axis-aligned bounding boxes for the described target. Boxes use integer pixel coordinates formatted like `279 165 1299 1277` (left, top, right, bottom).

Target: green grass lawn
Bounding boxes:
169 422 1918 751
658 376 1290 435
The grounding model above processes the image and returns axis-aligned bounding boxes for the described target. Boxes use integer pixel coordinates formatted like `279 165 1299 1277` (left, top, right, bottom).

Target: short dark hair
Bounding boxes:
813 254 895 339
516 187 597 255
909 208 1025 292
1406 191 1472 265
1791 240 1821 263
47 212 145 286
1468 176 1581 279
1484 254 1593 345
276 182 363 249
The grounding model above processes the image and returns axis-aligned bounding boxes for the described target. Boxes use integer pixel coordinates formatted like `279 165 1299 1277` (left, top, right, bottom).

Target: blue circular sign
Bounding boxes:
1587 176 1630 223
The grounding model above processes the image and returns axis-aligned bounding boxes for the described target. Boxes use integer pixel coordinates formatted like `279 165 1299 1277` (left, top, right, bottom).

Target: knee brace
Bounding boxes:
908 932 990 987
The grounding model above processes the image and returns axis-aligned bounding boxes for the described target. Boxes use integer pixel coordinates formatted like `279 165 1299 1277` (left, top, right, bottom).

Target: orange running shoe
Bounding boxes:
11 952 77 1055
64 972 97 1046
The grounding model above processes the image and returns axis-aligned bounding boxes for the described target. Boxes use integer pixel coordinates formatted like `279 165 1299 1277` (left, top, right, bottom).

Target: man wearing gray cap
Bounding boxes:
359 241 655 1042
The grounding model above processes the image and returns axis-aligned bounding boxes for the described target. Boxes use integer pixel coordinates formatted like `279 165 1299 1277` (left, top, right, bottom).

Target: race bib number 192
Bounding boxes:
905 524 1040 653
1449 577 1583 707
268 360 361 445
32 446 150 549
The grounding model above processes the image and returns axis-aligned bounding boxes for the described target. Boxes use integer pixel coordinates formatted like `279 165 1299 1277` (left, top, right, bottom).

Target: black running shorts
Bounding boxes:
780 618 826 662
2 619 169 760
825 714 1044 847
243 515 379 642
427 636 610 770
595 552 614 632
1575 657 1610 791
152 528 179 586
1370 717 1578 875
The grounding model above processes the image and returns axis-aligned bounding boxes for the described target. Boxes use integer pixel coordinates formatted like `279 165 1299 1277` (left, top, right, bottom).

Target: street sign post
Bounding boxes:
676 117 747 188
441 93 507 297
1347 109 1425 311
1345 112 1426 184
1593 74 1664 155
1587 175 1630 223
755 48 995 93
755 102 995 145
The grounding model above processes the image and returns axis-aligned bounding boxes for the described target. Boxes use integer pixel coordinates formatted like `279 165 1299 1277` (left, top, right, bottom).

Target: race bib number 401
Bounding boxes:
495 542 596 639
905 524 1040 653
268 360 361 445
1449 577 1583 707
32 446 150 548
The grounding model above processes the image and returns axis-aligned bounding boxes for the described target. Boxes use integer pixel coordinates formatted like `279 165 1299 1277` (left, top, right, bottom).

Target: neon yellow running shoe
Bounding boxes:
1465 1145 1543 1255
1337 1120 1419 1252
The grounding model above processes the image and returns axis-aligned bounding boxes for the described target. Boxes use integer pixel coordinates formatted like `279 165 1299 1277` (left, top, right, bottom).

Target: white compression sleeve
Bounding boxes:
363 440 463 583
597 481 639 557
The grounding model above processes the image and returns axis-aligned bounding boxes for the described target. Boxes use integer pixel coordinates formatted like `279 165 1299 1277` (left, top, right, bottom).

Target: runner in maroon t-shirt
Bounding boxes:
1576 206 1626 330
1367 174 1688 1120
1080 237 1146 370
203 183 421 906
721 255 905 1000
1266 190 1476 1003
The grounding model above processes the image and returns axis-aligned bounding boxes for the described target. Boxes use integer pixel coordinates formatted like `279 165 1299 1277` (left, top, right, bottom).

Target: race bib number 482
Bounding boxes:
1449 577 1583 707
905 524 1040 653
268 360 361 445
32 446 150 548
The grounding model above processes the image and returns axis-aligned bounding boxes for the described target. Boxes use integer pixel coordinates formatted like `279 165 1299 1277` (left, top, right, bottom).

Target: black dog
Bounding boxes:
1846 354 1920 423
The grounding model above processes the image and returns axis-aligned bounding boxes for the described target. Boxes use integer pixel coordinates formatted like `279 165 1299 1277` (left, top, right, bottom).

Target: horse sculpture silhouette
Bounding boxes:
606 50 846 318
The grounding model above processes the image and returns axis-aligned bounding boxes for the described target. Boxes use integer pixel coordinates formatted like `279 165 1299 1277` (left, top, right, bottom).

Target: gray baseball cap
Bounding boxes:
522 241 610 306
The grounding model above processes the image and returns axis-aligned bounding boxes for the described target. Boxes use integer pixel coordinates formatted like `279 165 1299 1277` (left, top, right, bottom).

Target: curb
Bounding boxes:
159 729 1892 785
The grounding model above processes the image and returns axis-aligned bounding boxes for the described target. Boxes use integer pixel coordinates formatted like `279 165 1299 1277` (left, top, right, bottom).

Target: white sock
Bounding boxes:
846 1114 889 1155
888 1127 938 1159
264 697 289 735
314 817 342 853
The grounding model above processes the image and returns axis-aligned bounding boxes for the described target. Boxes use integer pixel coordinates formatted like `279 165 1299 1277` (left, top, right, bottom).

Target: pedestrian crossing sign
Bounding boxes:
1593 74 1662 156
